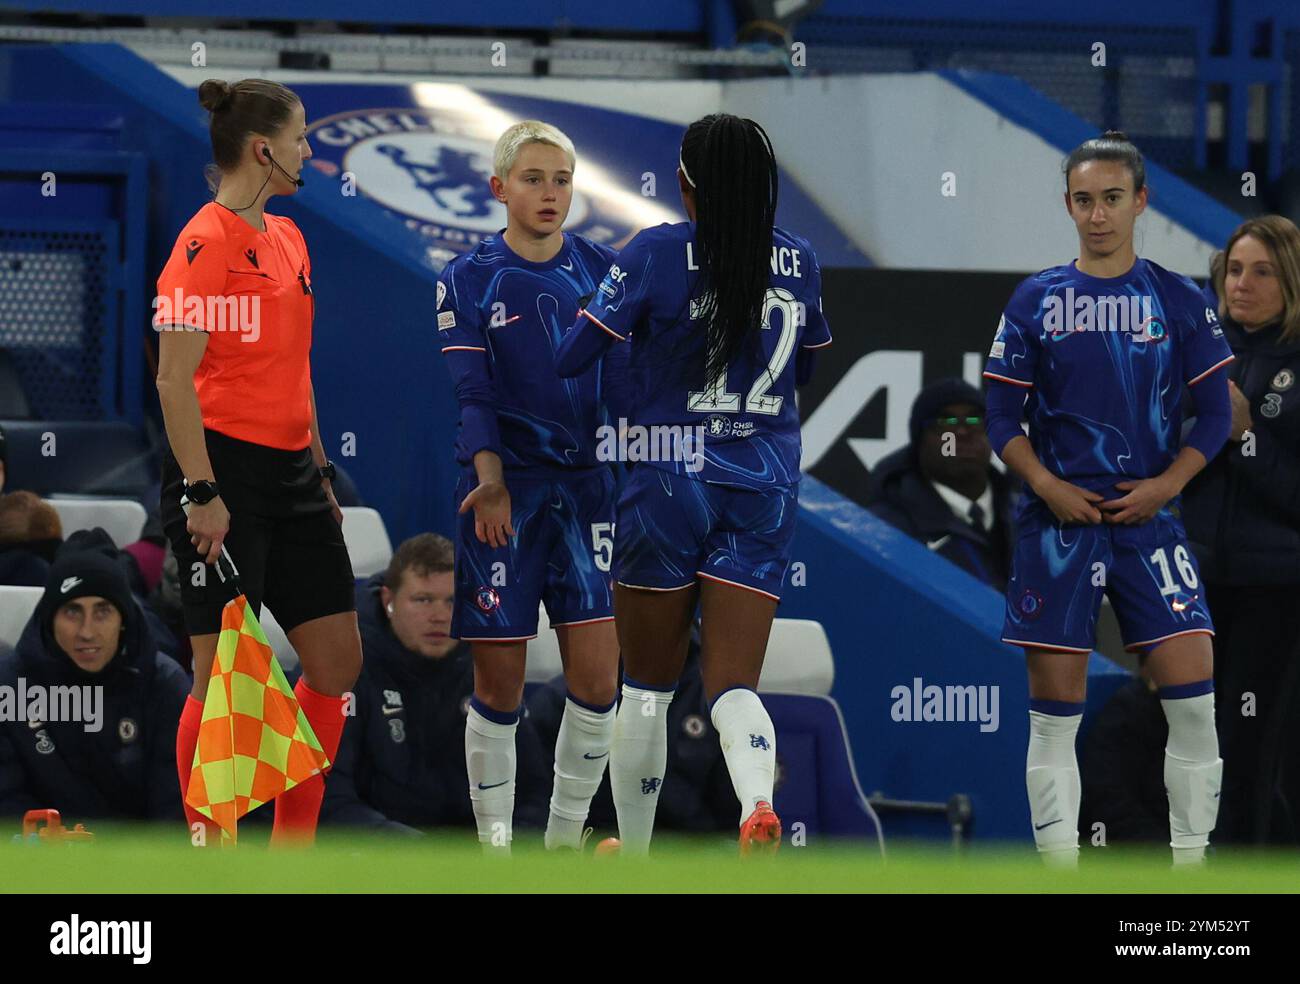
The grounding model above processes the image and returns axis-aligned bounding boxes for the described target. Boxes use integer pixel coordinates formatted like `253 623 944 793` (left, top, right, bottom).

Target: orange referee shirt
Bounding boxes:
154 202 315 450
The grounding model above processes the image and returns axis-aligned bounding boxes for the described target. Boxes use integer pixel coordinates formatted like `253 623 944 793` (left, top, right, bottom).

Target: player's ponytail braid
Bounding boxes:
680 114 779 387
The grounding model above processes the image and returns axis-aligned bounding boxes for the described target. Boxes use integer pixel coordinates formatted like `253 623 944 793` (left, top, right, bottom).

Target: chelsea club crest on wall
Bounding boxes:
306 105 640 271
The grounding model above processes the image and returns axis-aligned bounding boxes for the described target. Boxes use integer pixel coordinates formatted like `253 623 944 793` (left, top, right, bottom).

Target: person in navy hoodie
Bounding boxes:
0 529 190 823
321 534 549 834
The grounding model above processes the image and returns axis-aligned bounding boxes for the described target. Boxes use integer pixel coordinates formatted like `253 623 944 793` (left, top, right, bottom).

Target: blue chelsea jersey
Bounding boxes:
566 221 831 490
983 257 1234 498
437 232 626 475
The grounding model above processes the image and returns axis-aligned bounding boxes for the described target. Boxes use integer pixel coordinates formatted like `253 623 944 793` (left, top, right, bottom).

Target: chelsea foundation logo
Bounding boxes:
306 107 631 269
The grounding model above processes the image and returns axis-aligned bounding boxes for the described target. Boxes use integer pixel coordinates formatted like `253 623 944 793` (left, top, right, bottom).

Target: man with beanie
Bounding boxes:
0 528 191 822
866 378 1019 589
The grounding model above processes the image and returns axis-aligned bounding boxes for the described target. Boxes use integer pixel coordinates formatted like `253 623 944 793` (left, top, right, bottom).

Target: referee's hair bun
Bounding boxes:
198 79 235 113
1101 129 1131 143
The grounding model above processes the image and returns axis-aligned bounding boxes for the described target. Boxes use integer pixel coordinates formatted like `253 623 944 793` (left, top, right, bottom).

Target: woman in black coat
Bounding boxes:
1183 215 1300 844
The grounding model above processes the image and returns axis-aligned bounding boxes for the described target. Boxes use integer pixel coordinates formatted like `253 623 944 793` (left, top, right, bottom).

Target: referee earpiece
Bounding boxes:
260 145 305 188
387 604 394 615
215 141 302 210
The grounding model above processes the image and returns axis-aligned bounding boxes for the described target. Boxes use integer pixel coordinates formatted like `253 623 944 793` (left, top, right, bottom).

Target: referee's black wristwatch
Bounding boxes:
318 460 337 482
183 479 220 505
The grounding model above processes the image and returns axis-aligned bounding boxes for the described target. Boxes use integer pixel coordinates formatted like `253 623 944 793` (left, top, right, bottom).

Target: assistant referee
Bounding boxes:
154 78 361 846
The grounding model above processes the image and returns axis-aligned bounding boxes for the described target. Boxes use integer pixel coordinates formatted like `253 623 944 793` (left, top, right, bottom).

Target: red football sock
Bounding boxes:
177 695 220 846
270 678 348 847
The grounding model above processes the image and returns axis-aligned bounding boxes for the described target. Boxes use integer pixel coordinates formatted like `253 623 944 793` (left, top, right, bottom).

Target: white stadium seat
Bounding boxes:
255 604 299 672
759 619 835 696
340 507 393 578
48 496 148 549
0 585 43 652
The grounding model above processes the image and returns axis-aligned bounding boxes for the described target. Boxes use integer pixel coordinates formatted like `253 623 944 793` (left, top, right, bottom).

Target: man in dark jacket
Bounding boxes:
866 378 1019 590
0 530 190 823
529 627 740 837
321 534 549 835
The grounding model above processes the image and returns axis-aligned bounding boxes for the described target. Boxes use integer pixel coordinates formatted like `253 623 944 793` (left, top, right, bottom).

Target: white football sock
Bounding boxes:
465 699 518 855
1160 687 1221 864
710 687 776 824
545 694 616 850
609 681 673 856
1026 706 1083 867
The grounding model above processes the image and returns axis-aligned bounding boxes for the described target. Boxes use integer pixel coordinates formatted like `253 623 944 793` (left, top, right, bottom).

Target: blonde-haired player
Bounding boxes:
436 121 628 852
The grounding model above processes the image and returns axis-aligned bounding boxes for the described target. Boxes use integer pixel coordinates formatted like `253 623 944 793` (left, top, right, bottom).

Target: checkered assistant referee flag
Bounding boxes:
183 554 330 844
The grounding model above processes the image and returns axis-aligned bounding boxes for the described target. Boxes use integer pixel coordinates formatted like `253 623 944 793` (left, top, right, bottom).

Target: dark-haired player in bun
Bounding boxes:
556 114 831 856
155 79 360 846
982 131 1233 866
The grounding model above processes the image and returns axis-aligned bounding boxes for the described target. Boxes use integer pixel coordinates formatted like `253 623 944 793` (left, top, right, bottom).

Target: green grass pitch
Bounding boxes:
4 824 1297 893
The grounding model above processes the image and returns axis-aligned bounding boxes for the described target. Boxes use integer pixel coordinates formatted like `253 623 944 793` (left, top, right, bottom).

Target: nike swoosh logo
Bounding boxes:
583 751 609 760
381 706 402 716
1034 818 1063 831
926 535 952 551
561 259 574 271
477 780 508 790
61 577 83 594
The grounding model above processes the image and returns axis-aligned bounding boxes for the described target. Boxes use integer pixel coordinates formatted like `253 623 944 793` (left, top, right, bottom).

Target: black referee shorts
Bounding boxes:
161 429 356 638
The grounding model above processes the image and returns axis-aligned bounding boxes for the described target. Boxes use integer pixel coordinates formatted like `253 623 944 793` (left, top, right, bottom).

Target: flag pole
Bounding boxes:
179 491 242 597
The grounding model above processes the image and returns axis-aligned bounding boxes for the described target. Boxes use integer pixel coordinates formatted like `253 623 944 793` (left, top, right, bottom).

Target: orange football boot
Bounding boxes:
739 801 781 857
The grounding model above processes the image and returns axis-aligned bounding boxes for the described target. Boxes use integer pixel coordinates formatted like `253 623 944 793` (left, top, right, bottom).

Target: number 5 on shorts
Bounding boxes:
591 522 615 573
